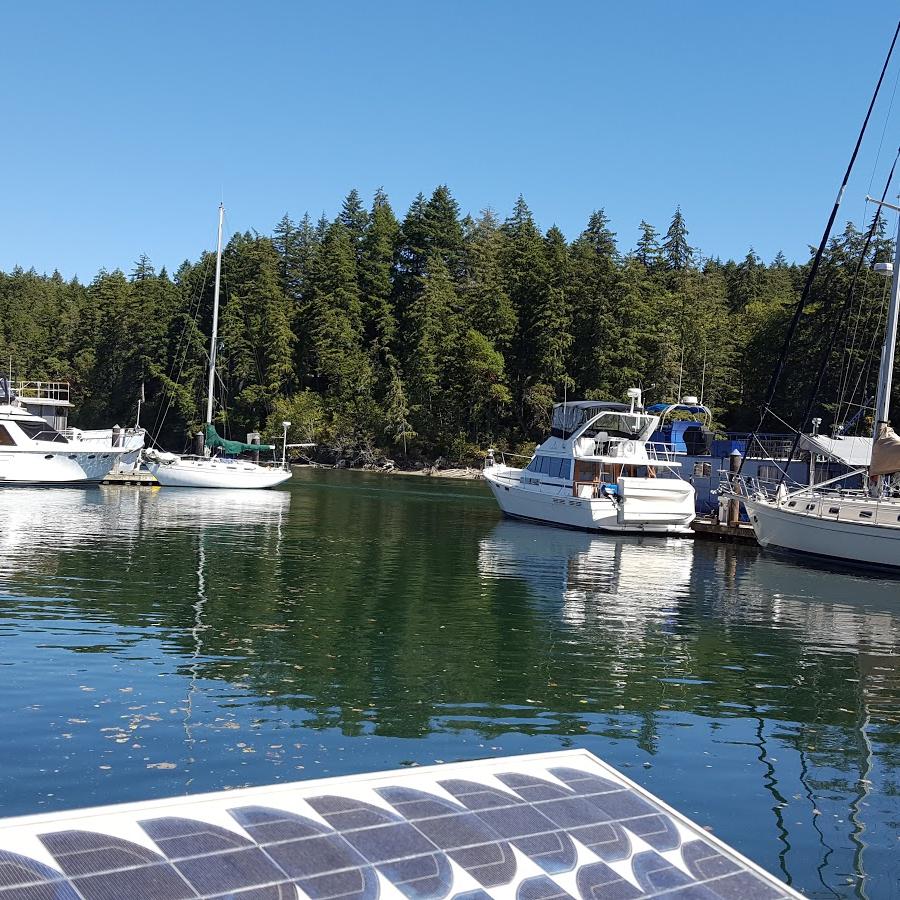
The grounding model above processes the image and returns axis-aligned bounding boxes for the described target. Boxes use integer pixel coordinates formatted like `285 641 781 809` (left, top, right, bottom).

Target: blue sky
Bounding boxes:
3 2 900 279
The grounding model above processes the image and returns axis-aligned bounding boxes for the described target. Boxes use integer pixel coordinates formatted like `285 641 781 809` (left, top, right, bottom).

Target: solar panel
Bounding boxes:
0 749 799 899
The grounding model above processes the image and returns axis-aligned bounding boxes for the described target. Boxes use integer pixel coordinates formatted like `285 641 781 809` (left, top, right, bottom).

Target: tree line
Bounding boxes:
0 186 894 462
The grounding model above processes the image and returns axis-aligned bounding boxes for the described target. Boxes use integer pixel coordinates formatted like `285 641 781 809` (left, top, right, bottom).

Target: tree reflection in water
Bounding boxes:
0 470 895 898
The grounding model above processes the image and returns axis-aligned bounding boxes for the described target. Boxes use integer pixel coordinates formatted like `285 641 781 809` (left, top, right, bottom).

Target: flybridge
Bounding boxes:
11 381 71 404
1 380 72 432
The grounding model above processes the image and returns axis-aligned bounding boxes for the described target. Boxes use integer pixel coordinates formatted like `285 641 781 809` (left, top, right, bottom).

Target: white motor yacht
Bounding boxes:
483 389 695 534
0 380 141 484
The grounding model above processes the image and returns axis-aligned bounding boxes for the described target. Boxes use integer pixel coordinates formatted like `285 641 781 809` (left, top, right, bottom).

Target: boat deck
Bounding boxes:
0 749 796 899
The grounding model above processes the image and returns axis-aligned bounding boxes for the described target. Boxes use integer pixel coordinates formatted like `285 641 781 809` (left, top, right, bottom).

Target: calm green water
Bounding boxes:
0 469 898 896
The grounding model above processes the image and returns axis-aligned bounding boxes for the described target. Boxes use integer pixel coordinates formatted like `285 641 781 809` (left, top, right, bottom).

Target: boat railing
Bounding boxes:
12 380 70 403
645 443 681 464
727 470 900 526
490 450 534 468
716 432 803 460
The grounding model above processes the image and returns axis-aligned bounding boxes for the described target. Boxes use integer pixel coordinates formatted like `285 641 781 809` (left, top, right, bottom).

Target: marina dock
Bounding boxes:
101 469 158 486
689 516 757 542
0 749 798 899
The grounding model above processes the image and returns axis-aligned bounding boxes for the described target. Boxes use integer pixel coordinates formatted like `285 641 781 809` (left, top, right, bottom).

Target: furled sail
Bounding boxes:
205 424 274 455
869 422 900 476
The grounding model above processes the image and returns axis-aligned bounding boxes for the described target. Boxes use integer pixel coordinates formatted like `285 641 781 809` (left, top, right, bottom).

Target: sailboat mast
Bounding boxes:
873 205 900 436
206 203 225 426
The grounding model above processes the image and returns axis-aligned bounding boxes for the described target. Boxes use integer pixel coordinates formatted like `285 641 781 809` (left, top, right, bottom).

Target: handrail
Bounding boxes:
12 380 70 402
784 467 868 500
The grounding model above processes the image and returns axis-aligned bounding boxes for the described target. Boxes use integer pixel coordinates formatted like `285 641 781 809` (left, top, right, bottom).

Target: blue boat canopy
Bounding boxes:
646 402 710 416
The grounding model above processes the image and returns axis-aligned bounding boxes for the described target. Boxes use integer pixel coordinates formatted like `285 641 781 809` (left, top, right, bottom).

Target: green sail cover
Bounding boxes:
205 424 274 455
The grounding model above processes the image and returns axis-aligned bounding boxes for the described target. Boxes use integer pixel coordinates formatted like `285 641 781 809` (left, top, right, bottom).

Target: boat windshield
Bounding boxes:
582 412 652 439
15 420 68 444
551 403 631 437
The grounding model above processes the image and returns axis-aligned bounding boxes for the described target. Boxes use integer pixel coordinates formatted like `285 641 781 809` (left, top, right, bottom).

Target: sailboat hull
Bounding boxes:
145 457 292 489
744 495 900 569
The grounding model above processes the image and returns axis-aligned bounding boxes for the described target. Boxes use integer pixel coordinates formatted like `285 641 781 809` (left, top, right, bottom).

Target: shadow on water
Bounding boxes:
0 470 896 897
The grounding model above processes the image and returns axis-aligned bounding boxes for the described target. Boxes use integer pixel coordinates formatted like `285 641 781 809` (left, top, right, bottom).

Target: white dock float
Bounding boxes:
0 749 798 899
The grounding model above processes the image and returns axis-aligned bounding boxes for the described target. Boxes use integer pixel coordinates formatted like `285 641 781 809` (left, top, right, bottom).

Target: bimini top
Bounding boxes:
551 401 633 438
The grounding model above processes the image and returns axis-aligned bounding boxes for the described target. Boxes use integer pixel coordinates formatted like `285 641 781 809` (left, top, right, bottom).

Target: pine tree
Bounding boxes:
423 185 465 276
358 188 400 366
306 221 364 395
339 188 370 257
461 210 516 352
635 220 661 270
403 252 459 446
662 206 693 271
568 210 622 398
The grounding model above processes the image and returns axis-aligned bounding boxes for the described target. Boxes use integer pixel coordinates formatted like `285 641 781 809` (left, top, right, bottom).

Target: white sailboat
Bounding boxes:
735 199 900 569
143 205 292 490
483 388 696 534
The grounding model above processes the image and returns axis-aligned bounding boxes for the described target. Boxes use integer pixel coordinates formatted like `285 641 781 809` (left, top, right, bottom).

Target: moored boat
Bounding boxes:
732 207 900 569
483 389 695 533
0 379 141 484
142 205 292 490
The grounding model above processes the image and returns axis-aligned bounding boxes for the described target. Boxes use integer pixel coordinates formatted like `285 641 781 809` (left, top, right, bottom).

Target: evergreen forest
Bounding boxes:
0 187 895 463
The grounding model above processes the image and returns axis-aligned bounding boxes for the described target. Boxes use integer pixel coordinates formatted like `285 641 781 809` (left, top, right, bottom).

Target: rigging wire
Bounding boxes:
844 274 891 431
835 260 890 424
739 19 900 475
835 221 878 420
776 151 900 484
148 251 214 447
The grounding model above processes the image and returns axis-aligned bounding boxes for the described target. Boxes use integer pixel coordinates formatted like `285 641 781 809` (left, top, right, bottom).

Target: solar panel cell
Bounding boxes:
438 780 576 874
140 817 292 898
377 787 516 887
306 796 453 900
0 850 78 900
230 806 378 900
515 875 574 900
575 862 642 900
549 768 680 851
496 773 630 862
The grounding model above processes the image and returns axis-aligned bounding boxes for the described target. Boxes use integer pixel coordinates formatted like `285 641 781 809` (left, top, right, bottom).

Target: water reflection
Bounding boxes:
478 520 693 626
476 518 899 899
0 474 896 898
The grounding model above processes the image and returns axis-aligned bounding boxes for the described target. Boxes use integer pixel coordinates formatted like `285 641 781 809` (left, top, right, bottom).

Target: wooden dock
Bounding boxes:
691 516 757 542
101 469 158 486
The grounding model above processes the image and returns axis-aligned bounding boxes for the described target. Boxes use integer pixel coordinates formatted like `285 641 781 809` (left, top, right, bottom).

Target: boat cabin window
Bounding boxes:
15 420 68 444
526 454 571 479
0 424 16 446
581 413 647 440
